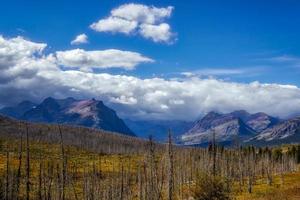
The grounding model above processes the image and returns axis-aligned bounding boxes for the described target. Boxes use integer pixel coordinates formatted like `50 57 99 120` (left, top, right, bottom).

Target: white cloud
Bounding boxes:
181 68 250 77
56 48 154 71
90 17 138 34
90 3 175 43
71 34 88 45
1 36 300 121
35 72 300 120
0 35 46 68
0 35 56 83
139 23 173 43
111 4 173 24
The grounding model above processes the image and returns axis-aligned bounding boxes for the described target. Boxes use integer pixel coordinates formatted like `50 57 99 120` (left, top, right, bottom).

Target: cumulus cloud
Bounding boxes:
1 36 300 121
90 3 175 43
139 23 173 43
71 34 88 45
56 49 154 71
110 4 173 24
0 35 46 68
90 17 138 34
0 35 57 84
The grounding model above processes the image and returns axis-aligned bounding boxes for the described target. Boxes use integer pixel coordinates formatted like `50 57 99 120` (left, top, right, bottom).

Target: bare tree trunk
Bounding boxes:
5 143 9 200
120 158 124 200
167 130 174 200
38 159 43 200
46 162 54 200
58 125 66 200
212 129 217 177
26 124 30 200
15 128 23 200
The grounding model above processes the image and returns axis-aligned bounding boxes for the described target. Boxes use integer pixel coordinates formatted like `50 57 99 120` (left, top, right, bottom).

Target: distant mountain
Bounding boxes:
1 97 135 136
181 110 280 146
0 100 37 118
246 117 300 146
230 110 280 132
125 119 193 142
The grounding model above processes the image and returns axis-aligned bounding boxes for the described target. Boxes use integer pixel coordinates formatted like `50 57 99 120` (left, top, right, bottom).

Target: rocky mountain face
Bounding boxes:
0 97 135 136
181 110 280 146
230 110 280 132
246 117 300 145
125 119 193 142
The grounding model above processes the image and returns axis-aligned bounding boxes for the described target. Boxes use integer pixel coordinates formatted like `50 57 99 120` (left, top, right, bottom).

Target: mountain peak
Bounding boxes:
205 111 221 117
40 97 61 110
182 110 256 146
247 116 300 144
181 110 281 146
18 100 36 107
198 111 222 124
230 110 250 119
1 97 135 136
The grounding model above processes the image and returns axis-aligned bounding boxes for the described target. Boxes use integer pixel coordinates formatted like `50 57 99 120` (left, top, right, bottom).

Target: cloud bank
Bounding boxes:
90 4 175 43
1 36 300 120
56 49 153 71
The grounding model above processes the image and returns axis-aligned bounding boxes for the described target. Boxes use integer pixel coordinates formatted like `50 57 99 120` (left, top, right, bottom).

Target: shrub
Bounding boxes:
192 173 232 200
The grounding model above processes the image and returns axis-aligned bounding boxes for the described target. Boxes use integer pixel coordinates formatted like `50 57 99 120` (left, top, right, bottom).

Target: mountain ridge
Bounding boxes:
181 110 282 146
0 97 135 136
246 116 300 146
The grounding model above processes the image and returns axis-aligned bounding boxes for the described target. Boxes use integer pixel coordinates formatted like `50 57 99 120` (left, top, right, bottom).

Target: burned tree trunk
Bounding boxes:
167 130 174 200
5 143 9 200
58 125 66 200
15 128 23 200
25 124 30 200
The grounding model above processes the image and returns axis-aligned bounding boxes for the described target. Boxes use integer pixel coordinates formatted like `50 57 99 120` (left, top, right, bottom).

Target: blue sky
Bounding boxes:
2 0 300 84
1 0 300 120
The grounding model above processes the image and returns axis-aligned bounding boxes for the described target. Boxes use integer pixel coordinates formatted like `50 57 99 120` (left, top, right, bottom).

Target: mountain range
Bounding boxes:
0 97 135 136
181 110 300 146
246 117 300 146
1 97 300 146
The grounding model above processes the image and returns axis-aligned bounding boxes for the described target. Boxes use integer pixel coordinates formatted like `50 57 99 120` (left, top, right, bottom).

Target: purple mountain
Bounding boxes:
1 97 135 136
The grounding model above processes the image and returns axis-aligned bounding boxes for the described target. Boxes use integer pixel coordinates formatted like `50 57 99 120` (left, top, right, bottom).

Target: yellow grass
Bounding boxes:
1 137 300 199
236 168 300 200
0 137 141 199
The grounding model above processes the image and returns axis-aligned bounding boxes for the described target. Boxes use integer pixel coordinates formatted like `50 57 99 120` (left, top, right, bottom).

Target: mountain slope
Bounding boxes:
1 97 135 136
230 110 280 132
246 117 300 145
0 100 36 118
181 110 281 146
181 111 256 145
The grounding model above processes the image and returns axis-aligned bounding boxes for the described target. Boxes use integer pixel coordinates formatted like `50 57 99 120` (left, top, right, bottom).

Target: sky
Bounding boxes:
1 0 300 121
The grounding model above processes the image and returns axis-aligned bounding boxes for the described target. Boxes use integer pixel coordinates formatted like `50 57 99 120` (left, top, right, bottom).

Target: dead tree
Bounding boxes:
58 125 66 200
212 129 217 177
5 143 9 200
15 128 24 200
26 124 30 200
37 160 42 199
167 130 174 200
